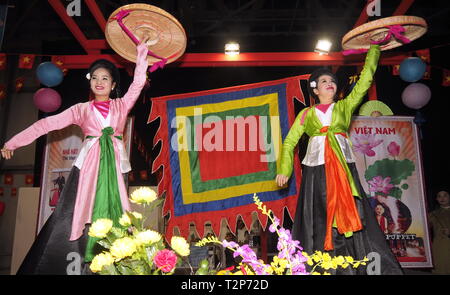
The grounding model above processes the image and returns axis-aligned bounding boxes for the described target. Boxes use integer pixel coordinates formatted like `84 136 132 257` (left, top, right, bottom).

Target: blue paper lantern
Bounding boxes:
399 57 426 83
36 62 64 87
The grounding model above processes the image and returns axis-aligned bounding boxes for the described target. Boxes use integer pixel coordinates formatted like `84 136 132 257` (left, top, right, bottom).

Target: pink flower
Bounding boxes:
352 134 383 157
387 141 400 157
368 176 394 194
154 249 177 273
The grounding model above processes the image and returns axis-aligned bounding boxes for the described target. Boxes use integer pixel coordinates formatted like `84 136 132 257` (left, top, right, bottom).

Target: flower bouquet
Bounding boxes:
88 187 191 275
196 194 369 275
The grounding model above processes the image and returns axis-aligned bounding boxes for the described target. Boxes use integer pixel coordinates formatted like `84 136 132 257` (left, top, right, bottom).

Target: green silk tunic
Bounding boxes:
278 45 381 199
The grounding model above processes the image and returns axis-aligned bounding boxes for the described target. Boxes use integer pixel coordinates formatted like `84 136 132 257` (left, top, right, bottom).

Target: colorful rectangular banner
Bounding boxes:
149 75 309 240
37 118 134 234
349 116 432 268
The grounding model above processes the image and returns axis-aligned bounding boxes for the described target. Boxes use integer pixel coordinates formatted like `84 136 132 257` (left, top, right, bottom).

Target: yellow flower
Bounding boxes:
345 256 354 263
110 237 137 259
119 213 131 227
321 260 333 270
135 230 162 245
279 258 288 269
171 236 190 257
302 251 314 266
333 255 345 266
242 264 255 275
130 187 158 205
264 266 274 275
270 256 289 275
131 211 143 219
322 252 332 262
90 252 115 273
88 219 113 238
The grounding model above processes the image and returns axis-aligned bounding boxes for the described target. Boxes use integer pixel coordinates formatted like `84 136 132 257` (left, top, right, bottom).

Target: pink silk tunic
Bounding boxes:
5 64 147 241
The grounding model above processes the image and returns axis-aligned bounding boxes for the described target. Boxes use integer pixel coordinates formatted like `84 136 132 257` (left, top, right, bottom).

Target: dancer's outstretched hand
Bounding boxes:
275 174 289 187
136 38 149 65
1 147 13 160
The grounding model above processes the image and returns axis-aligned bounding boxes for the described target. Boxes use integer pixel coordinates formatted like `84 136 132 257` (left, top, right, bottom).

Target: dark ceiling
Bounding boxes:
3 0 450 54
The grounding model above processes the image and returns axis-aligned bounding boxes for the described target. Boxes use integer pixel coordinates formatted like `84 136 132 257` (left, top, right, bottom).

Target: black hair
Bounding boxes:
308 67 338 104
88 59 121 99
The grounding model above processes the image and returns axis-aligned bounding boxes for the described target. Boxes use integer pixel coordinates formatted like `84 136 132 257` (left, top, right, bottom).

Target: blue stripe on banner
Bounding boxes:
166 84 298 216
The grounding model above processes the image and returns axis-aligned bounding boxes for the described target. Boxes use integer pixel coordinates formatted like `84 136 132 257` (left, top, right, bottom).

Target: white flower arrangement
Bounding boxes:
310 81 317 88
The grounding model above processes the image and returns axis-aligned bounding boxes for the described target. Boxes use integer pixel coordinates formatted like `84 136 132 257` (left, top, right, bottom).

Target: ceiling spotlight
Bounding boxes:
315 39 332 55
225 42 240 56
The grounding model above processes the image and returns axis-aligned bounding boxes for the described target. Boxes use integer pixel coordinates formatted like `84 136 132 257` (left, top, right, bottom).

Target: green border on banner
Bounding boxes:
186 104 276 193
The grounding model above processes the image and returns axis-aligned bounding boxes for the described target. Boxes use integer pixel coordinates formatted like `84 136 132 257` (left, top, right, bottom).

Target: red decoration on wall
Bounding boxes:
18 54 35 69
15 77 25 92
0 201 5 216
423 65 431 80
128 171 135 183
0 53 6 70
25 174 34 185
139 170 148 181
51 56 69 76
392 64 400 76
4 174 13 185
11 187 17 196
0 84 6 100
0 187 4 196
368 81 378 101
416 49 430 64
442 69 450 87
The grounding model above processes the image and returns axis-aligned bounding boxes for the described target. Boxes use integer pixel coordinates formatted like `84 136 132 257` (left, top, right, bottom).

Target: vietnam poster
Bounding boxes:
350 116 432 268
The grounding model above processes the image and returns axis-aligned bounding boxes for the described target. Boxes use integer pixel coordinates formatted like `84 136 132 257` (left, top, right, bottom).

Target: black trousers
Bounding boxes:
291 163 403 275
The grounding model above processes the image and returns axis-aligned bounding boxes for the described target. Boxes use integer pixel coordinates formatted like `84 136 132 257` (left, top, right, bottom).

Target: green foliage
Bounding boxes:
389 187 403 200
364 159 415 185
365 159 415 185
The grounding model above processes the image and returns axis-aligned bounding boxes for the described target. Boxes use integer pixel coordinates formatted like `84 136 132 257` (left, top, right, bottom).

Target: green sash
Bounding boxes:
84 127 123 262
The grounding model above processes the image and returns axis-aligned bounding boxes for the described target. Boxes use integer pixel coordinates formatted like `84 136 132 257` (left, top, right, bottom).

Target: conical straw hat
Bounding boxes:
342 15 427 51
105 3 187 65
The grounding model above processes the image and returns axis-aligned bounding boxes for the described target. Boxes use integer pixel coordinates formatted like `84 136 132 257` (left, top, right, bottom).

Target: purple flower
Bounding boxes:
368 176 394 194
352 134 383 157
269 217 280 233
291 253 309 275
233 245 257 261
222 240 239 249
277 228 291 241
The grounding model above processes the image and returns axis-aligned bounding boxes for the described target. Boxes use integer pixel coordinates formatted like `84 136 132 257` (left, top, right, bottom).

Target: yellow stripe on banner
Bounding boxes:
176 93 273 116
174 93 283 204
182 180 280 204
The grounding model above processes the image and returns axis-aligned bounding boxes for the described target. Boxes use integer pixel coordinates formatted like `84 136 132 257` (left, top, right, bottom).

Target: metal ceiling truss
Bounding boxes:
47 0 415 69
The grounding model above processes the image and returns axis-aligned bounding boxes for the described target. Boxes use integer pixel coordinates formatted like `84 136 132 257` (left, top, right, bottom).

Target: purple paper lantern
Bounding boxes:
33 88 62 112
401 83 431 110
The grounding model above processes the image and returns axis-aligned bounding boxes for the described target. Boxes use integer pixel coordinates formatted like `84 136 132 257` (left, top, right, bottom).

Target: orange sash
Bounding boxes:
321 126 362 251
